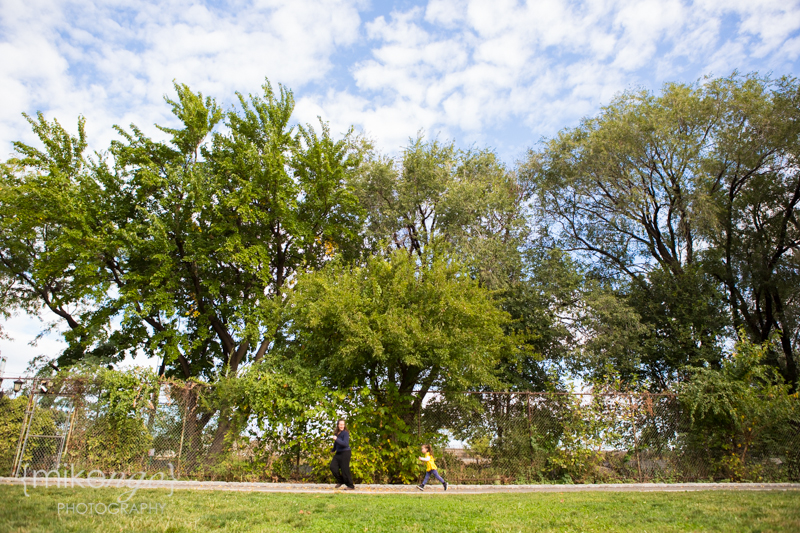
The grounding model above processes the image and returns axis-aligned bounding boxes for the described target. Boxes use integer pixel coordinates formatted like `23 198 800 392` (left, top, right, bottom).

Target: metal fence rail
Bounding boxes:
1 379 798 484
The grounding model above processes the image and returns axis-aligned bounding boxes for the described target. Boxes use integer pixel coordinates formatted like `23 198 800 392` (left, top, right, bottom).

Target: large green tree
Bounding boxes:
353 135 570 390
0 80 365 452
281 250 513 415
525 73 800 389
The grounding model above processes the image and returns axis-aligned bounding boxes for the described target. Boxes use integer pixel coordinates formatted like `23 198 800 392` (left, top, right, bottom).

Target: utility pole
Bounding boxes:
0 355 6 398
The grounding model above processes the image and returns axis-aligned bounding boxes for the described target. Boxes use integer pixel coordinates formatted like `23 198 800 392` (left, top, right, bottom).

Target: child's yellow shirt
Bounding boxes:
421 453 437 471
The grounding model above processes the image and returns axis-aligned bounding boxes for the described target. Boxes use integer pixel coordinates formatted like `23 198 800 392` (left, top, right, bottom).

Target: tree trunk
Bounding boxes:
181 388 213 473
207 410 233 459
774 291 799 391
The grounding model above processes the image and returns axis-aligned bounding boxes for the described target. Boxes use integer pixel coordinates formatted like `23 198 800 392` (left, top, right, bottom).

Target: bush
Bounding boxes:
0 394 60 475
678 333 800 481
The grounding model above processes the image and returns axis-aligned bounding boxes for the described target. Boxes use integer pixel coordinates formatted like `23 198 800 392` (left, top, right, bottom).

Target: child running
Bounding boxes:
416 444 448 491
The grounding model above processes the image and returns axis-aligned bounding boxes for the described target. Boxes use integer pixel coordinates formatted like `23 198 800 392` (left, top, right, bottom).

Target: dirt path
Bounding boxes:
2 477 799 494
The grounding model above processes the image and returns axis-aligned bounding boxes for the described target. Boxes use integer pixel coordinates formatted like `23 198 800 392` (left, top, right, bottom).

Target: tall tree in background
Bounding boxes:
355 136 529 288
701 75 800 389
526 73 800 389
354 136 570 390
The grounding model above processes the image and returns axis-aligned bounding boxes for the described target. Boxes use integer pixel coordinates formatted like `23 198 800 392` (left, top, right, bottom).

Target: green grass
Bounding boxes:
0 485 798 532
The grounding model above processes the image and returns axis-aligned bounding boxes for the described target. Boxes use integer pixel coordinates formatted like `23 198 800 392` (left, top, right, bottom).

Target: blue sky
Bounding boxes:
1 0 800 375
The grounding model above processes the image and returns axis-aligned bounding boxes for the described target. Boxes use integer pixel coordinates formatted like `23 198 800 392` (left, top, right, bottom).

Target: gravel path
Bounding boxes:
2 477 799 494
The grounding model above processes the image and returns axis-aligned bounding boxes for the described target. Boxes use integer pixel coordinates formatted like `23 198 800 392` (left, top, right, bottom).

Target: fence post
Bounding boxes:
630 394 642 482
417 405 421 440
526 393 532 456
176 389 188 478
62 393 79 461
60 397 79 468
11 379 38 477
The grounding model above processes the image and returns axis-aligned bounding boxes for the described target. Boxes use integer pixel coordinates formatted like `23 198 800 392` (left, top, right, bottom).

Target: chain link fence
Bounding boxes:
422 392 764 484
2 378 798 484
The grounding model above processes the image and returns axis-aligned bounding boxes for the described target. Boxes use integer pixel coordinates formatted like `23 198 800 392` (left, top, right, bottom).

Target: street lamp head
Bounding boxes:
13 379 24 393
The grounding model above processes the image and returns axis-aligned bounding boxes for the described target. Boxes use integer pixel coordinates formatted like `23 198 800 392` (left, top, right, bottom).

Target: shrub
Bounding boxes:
678 333 800 481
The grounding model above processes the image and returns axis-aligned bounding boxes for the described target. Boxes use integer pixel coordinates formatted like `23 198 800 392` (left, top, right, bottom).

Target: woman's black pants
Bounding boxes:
330 450 354 488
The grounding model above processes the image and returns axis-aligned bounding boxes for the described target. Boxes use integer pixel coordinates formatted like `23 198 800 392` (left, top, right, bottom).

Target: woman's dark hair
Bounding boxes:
334 419 347 436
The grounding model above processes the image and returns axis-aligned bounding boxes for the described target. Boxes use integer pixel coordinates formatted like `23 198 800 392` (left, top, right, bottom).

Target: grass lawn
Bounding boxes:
0 485 798 532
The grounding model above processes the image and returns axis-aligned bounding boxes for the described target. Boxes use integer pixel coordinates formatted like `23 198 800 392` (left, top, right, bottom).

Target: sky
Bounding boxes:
1 0 799 377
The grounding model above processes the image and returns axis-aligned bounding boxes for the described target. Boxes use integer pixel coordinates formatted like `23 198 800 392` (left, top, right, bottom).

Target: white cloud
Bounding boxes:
0 0 366 154
367 7 428 44
0 314 66 377
4 0 797 159
425 0 469 27
782 36 800 60
298 0 800 159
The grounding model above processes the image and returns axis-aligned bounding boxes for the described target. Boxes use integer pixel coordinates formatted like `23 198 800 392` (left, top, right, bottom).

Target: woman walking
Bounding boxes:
330 419 354 490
